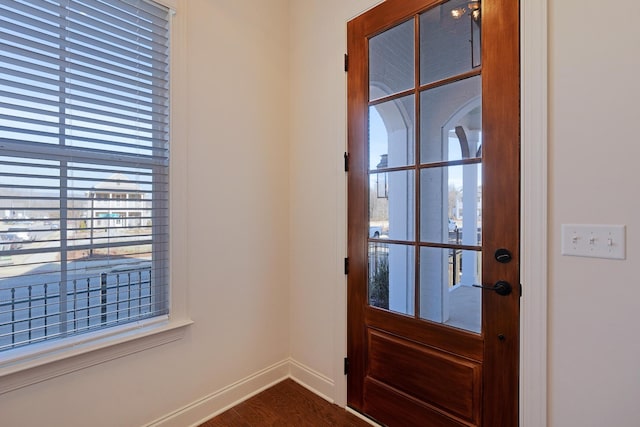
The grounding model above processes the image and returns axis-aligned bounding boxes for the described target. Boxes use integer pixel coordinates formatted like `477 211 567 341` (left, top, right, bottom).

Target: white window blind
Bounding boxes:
0 0 170 353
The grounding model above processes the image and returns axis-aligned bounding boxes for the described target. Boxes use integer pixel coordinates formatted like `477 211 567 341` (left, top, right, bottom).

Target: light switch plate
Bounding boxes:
561 224 626 260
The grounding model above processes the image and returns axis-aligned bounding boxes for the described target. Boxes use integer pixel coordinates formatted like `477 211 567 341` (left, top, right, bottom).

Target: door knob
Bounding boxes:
473 280 512 296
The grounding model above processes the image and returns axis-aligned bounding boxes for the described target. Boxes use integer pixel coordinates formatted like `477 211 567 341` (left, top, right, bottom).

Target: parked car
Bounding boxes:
44 221 59 230
8 227 35 241
1 233 23 250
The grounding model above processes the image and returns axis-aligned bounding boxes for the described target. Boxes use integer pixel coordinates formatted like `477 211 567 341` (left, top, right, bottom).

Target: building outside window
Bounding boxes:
88 173 152 229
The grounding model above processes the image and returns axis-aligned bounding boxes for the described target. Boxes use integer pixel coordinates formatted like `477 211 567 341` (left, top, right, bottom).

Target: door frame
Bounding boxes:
334 1 548 426
518 0 548 425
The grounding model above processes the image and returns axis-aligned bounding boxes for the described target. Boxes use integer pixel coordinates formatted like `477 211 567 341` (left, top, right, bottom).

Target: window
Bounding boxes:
0 0 170 353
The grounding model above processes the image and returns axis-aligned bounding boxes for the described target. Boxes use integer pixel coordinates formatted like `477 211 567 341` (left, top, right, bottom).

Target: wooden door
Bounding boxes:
346 0 520 426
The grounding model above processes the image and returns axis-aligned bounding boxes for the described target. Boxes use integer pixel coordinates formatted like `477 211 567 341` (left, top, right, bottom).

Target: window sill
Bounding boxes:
0 317 193 395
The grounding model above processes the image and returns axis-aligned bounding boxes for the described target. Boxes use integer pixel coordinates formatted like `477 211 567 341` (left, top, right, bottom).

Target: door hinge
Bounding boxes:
344 357 349 375
344 152 349 172
344 53 349 72
519 283 523 297
344 257 349 275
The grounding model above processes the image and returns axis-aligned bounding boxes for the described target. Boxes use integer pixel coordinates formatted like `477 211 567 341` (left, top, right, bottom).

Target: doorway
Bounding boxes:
346 0 520 425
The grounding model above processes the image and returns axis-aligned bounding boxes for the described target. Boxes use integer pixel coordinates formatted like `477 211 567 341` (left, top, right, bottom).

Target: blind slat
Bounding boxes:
0 42 167 95
73 0 170 32
0 98 167 129
0 110 163 138
66 9 170 53
0 10 169 68
0 144 168 171
0 66 168 110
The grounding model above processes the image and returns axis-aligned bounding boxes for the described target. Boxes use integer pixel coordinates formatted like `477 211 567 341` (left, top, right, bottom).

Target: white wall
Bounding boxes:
0 1 291 426
288 0 382 404
183 0 291 394
548 0 640 425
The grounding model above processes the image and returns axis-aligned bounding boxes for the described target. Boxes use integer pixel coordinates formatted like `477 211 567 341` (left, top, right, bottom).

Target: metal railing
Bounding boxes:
0 267 153 352
367 230 468 309
369 242 390 309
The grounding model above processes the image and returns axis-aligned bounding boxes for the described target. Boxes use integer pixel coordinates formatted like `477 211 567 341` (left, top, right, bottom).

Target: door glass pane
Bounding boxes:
369 95 415 169
420 0 480 85
369 170 415 241
369 243 415 316
420 165 481 246
369 19 414 101
420 75 481 164
420 247 481 333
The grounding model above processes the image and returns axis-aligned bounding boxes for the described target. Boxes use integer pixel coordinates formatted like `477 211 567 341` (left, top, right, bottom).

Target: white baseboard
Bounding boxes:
288 358 335 403
146 359 290 427
146 358 337 427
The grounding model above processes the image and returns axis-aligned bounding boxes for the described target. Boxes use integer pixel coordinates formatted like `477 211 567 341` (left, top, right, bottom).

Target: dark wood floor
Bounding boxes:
198 379 375 427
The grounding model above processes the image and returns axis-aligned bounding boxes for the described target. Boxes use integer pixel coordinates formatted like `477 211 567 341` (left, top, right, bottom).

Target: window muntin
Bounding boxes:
0 0 170 353
366 3 483 333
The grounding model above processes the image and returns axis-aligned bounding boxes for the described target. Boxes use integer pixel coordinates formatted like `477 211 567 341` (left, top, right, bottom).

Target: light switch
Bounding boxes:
561 224 626 260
